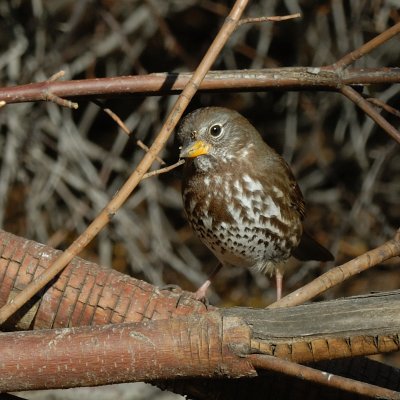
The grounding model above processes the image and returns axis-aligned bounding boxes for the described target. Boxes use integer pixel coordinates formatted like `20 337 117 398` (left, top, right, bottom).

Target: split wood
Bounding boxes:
1 229 399 398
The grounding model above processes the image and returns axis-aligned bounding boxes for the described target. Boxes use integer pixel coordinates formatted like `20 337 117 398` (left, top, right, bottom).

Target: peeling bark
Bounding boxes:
0 230 209 330
1 230 400 397
0 313 255 391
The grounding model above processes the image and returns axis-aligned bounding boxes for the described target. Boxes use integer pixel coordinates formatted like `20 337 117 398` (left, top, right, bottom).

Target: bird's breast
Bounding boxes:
182 169 302 269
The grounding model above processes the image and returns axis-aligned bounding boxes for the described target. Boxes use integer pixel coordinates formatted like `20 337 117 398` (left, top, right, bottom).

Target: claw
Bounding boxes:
159 284 183 293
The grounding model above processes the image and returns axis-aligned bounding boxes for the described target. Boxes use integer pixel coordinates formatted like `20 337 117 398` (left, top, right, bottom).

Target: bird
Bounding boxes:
177 107 333 301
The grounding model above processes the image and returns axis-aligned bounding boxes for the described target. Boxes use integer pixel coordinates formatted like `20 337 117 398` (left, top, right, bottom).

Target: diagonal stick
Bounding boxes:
0 0 250 325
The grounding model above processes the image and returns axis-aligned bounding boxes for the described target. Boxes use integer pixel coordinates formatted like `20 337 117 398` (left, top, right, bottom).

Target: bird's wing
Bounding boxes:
280 160 306 220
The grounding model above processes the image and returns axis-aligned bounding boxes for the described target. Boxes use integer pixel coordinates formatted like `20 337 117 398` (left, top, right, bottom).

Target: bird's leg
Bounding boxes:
275 268 283 300
194 263 223 301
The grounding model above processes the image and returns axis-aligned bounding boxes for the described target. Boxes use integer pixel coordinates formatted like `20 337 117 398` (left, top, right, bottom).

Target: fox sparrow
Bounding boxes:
178 107 333 300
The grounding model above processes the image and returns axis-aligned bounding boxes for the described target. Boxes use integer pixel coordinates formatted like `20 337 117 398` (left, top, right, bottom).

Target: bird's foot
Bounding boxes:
159 284 184 293
193 279 211 300
159 283 209 307
187 280 211 307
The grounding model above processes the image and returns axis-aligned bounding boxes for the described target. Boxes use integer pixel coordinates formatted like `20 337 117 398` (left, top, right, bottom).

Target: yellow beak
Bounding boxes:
179 140 210 158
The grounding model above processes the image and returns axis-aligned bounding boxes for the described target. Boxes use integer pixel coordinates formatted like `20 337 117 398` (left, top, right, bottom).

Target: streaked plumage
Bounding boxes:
178 107 333 300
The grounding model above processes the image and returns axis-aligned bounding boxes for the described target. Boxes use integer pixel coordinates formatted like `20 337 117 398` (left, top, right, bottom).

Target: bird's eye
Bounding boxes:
209 124 222 137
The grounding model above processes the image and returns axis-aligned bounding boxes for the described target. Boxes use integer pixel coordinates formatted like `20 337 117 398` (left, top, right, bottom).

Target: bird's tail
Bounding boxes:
292 231 334 262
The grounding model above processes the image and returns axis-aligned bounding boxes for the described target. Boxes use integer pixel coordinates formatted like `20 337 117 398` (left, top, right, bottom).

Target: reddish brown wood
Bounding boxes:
1 230 400 397
0 230 210 330
0 312 255 391
1 68 399 104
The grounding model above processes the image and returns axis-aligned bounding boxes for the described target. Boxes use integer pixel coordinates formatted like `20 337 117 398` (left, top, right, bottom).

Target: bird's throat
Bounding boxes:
193 155 215 172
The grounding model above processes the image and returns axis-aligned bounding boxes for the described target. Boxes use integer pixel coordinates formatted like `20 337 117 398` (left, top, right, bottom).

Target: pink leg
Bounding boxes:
275 269 283 300
194 279 211 301
194 263 223 301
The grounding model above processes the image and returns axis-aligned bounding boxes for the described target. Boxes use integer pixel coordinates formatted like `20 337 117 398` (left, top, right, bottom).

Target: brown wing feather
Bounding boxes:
281 160 306 220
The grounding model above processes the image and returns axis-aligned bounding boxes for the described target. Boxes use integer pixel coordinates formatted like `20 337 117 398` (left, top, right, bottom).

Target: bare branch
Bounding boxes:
340 85 400 144
237 13 301 27
2 68 400 104
46 70 66 82
269 229 400 309
0 0 250 326
1 229 400 397
367 97 400 119
333 21 400 70
44 91 78 109
43 70 79 108
249 355 400 400
141 159 185 180
0 313 255 391
92 99 166 165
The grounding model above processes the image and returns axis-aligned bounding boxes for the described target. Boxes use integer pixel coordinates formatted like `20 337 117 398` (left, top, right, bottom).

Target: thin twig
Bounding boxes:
44 92 78 109
341 85 400 144
327 21 400 143
249 355 400 399
92 99 166 165
237 13 301 27
135 140 166 165
0 0 250 325
141 159 185 180
333 21 400 69
44 71 78 108
47 70 65 82
92 99 131 135
269 229 400 309
367 97 400 119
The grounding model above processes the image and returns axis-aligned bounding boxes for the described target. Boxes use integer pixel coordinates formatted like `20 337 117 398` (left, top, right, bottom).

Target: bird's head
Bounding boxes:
177 107 261 171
